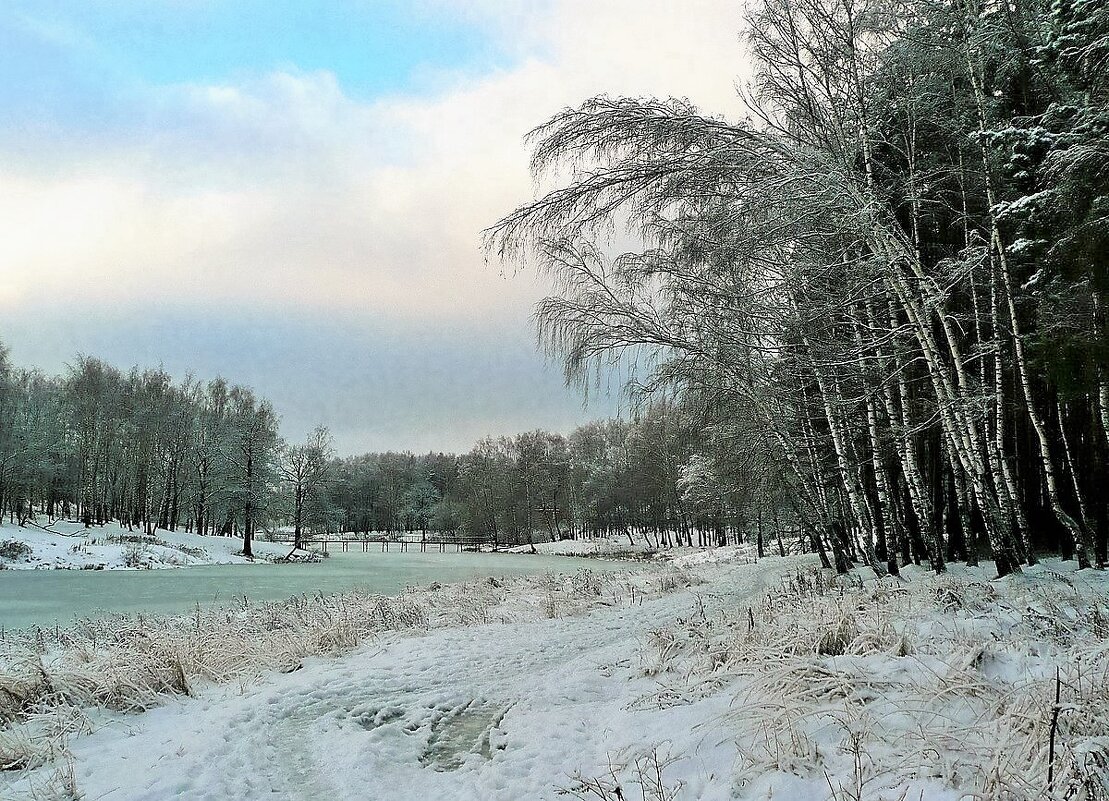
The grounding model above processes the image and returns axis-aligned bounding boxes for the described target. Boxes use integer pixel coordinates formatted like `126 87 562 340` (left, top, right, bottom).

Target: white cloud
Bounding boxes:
0 1 749 322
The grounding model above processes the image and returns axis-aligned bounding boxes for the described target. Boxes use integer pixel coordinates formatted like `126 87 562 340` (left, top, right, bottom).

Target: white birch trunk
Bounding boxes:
963 40 1094 568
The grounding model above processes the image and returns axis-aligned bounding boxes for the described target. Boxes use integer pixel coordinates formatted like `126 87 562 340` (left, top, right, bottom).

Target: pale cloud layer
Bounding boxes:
0 0 746 317
0 0 748 451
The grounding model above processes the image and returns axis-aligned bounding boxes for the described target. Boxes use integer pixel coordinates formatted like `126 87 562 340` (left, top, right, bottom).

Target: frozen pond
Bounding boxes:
0 551 618 631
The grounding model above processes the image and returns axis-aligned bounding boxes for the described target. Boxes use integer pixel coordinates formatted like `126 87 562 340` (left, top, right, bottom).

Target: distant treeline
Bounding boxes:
0 348 781 554
328 405 789 551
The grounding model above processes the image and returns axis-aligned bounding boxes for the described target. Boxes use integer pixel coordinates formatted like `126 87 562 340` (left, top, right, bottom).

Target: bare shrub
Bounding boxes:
0 541 33 562
569 569 604 597
656 567 702 594
120 543 149 569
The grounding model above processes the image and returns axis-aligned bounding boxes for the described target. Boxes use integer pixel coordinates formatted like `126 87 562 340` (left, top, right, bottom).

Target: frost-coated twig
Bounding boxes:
1047 666 1061 795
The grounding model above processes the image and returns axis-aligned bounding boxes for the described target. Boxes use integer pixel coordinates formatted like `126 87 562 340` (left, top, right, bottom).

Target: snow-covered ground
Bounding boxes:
3 553 1107 801
504 534 764 563
504 534 655 558
0 521 309 570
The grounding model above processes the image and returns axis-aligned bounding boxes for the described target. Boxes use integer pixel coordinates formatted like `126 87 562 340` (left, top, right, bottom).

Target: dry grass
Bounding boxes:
0 592 431 727
1 563 685 790
558 746 685 801
656 566 704 594
635 563 1109 800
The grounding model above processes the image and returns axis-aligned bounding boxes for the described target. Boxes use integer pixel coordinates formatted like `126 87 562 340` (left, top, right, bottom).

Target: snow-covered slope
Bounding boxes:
0 521 304 570
504 534 655 558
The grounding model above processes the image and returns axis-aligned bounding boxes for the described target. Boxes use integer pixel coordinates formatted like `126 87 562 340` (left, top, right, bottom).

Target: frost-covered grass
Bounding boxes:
0 593 425 776
2 553 1105 801
0 562 687 790
632 558 1109 801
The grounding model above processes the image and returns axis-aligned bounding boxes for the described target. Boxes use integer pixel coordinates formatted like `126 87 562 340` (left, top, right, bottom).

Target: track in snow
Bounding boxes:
30 559 787 801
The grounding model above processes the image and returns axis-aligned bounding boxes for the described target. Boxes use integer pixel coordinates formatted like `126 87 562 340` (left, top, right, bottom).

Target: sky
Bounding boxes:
0 0 748 454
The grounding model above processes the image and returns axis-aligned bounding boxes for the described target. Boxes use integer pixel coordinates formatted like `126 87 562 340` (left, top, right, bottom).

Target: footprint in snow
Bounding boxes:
417 698 513 772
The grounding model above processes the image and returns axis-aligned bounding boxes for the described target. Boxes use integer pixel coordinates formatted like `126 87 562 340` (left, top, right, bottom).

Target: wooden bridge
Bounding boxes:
268 534 492 554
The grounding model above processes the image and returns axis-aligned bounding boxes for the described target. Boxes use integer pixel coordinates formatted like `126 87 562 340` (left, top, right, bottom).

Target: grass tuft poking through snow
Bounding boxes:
0 564 680 796
4 554 1105 800
559 746 686 801
634 559 1109 800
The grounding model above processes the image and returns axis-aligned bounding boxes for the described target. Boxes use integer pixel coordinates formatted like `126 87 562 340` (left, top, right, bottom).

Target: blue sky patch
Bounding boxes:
0 1 505 131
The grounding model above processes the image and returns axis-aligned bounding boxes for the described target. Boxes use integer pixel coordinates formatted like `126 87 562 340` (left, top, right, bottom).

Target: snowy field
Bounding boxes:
505 535 772 564
504 535 656 558
2 551 1107 801
0 521 305 570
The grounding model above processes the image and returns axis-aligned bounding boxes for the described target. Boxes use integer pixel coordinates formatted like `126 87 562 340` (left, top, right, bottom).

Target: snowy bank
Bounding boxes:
506 537 764 572
504 535 655 558
0 559 700 793
0 521 313 570
2 553 1107 801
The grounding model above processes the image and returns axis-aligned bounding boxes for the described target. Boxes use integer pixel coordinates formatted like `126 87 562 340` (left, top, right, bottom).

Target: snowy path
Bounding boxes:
52 559 786 801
